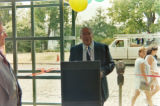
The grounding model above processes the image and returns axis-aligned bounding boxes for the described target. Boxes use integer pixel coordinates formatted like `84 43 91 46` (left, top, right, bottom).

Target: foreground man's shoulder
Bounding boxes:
94 42 108 48
72 44 83 49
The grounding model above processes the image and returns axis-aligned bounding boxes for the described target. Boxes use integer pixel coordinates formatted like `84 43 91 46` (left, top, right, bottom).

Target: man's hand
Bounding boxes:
100 71 103 78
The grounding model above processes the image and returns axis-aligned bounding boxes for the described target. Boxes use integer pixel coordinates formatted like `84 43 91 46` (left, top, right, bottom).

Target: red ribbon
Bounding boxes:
136 74 160 78
27 67 60 76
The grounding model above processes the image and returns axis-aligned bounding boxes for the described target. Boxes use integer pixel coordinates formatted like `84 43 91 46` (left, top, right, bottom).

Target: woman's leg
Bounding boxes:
151 79 160 96
131 89 140 106
144 90 153 106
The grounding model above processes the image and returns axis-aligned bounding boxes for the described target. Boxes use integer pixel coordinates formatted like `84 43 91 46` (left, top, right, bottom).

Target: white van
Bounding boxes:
109 34 160 63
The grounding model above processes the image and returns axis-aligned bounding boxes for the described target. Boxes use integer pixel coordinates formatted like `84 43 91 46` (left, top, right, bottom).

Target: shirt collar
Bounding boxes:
83 41 94 50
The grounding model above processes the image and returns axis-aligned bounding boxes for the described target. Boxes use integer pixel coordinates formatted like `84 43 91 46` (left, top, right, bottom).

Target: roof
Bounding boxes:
114 34 160 39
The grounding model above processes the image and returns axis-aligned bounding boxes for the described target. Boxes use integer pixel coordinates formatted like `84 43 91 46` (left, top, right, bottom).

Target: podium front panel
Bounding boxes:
61 61 101 106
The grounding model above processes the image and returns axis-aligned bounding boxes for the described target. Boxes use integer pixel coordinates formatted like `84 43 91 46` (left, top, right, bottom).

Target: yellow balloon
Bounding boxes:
69 0 88 12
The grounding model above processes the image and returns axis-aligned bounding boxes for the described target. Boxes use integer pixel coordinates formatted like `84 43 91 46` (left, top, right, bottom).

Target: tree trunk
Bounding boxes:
145 12 155 33
46 25 51 49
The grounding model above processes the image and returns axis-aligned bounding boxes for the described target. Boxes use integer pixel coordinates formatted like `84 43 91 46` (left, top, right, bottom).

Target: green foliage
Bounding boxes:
150 21 160 33
108 0 160 33
81 8 117 43
101 38 115 45
0 1 72 53
5 41 13 53
18 41 31 52
34 1 71 51
2 0 159 53
0 9 11 25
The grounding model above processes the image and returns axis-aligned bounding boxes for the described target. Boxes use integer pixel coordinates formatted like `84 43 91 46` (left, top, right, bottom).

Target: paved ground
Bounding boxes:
16 65 160 106
105 66 160 106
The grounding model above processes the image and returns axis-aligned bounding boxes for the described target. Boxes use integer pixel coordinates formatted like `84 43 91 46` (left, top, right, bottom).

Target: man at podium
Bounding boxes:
69 27 115 105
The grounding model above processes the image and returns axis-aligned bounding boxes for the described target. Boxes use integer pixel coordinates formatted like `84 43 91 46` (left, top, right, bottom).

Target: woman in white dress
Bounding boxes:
145 46 160 97
131 47 153 106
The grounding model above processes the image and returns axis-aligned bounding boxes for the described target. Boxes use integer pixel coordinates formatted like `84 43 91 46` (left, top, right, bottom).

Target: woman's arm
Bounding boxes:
147 55 158 83
147 55 154 74
140 62 148 84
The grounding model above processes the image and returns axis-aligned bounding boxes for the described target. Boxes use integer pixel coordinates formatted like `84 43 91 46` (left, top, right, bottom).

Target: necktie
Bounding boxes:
86 46 91 61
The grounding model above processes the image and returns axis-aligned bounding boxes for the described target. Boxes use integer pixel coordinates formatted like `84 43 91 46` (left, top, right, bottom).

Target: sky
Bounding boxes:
21 0 111 24
76 0 111 24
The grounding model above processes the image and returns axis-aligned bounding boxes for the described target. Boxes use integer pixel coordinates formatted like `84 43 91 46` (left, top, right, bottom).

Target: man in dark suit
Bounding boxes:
69 27 115 105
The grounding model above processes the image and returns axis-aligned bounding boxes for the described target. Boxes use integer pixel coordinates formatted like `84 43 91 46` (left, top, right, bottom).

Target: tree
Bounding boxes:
108 0 160 33
34 1 71 50
0 1 72 52
0 3 12 26
82 8 117 42
4 9 32 52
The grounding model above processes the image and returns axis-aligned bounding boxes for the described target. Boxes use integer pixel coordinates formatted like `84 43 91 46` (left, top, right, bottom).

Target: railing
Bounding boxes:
18 69 62 105
0 0 76 105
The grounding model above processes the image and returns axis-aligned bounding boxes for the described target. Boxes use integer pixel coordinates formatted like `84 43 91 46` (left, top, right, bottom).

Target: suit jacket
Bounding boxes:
69 41 115 101
69 42 115 100
0 52 22 106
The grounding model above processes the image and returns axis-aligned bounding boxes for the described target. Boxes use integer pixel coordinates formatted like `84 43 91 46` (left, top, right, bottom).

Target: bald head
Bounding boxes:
80 27 92 35
80 27 93 46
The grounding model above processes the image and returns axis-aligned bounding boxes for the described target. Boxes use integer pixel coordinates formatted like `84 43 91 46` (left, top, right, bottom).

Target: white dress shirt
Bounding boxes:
82 41 95 61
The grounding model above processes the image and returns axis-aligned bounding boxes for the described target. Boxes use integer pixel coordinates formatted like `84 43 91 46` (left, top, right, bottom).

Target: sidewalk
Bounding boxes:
105 66 160 106
18 65 160 106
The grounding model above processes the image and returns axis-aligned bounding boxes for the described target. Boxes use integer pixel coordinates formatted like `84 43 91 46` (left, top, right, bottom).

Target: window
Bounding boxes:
114 40 124 47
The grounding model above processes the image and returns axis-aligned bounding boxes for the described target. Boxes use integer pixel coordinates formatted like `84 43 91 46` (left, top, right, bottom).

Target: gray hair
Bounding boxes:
80 27 93 36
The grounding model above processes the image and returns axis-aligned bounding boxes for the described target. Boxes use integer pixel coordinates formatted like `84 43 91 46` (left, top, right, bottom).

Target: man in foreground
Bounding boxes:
0 22 22 106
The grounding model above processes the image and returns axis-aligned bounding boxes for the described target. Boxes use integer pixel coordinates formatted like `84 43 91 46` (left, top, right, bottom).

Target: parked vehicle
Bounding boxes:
109 34 160 63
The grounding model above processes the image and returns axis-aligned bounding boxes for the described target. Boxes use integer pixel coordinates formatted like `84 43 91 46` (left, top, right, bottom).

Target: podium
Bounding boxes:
61 61 101 106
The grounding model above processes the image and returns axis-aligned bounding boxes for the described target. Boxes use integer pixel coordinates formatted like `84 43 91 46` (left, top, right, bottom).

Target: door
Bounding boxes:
109 39 127 59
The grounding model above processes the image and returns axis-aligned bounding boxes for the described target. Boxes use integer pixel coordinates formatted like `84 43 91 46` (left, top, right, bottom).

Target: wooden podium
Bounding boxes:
61 61 101 106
